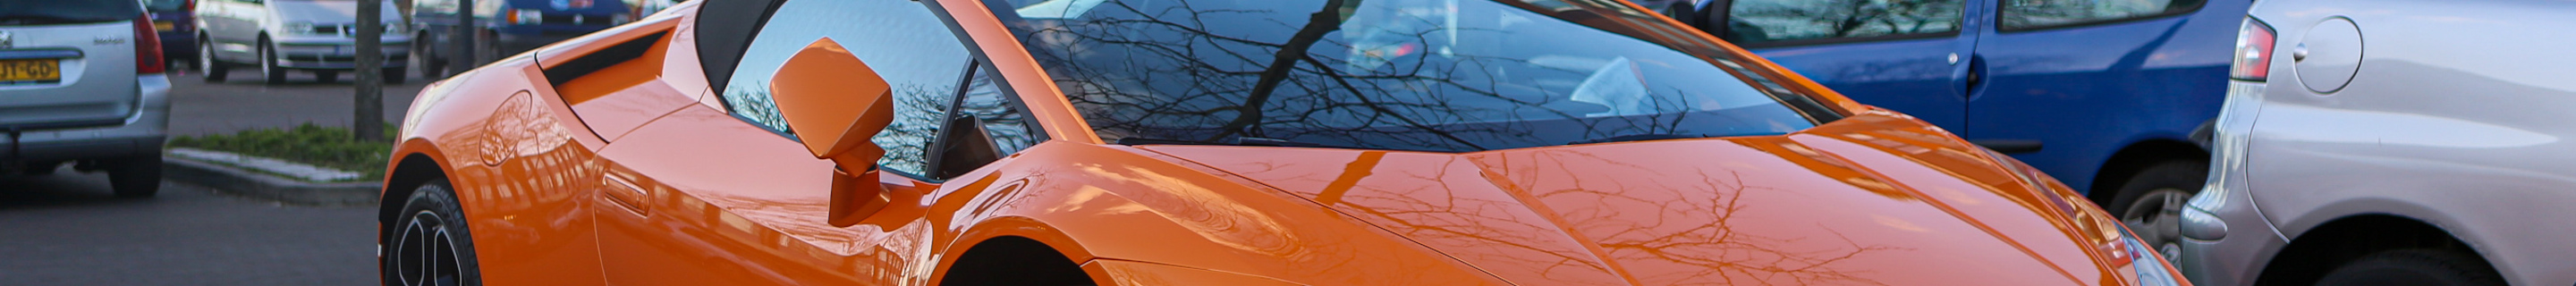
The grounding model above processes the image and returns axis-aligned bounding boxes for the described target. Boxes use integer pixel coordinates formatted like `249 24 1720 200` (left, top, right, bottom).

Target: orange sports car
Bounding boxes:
377 0 2188 285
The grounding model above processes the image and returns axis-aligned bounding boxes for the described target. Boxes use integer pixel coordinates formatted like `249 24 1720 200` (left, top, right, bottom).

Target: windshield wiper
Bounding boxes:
1569 133 1707 145
1116 136 1340 148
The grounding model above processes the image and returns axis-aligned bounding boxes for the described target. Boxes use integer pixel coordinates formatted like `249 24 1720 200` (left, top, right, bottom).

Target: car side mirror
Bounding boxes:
767 38 899 227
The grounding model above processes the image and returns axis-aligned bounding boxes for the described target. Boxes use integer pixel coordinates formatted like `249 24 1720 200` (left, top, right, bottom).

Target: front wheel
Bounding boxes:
412 38 446 78
386 180 484 286
259 40 288 85
2106 161 2204 265
2315 249 2504 286
199 39 229 82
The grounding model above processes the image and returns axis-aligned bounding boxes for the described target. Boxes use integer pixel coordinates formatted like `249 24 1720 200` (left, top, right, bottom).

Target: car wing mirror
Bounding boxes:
767 38 899 227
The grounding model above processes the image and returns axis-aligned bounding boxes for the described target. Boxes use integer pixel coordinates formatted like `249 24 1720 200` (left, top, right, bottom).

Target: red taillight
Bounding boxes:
2231 18 2276 80
131 13 166 74
183 0 198 13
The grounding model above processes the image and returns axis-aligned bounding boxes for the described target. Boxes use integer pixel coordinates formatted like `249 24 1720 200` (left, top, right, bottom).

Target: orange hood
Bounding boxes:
1135 115 2141 285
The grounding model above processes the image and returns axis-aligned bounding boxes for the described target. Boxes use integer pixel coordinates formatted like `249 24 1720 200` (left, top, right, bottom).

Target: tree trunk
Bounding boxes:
355 0 386 141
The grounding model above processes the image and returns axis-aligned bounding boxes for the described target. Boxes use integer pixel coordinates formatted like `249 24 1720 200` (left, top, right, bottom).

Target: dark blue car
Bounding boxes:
145 0 198 63
1656 0 2249 256
407 0 632 77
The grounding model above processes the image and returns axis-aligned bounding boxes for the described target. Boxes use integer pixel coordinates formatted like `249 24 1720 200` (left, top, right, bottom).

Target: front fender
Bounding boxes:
934 142 1505 285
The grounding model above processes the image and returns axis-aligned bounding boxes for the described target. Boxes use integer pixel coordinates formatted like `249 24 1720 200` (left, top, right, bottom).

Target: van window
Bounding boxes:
1726 0 1965 45
1999 0 2206 30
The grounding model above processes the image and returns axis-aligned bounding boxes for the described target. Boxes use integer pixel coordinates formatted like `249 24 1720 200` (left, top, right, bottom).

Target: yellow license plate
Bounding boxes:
154 21 175 31
0 59 63 83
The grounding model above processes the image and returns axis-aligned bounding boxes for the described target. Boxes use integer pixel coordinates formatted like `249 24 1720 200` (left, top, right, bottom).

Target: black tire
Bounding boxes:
2106 161 2206 265
2316 249 2504 286
316 71 340 83
260 38 288 86
21 161 60 175
106 156 162 198
199 38 229 82
385 67 409 84
412 37 446 78
386 180 484 286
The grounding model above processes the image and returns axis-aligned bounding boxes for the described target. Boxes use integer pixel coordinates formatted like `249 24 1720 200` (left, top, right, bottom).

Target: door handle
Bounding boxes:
1962 55 1986 93
603 174 651 215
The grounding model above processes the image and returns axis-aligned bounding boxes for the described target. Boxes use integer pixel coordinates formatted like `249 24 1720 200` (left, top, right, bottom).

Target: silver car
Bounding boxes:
2181 1 2575 285
1 0 177 197
193 0 407 85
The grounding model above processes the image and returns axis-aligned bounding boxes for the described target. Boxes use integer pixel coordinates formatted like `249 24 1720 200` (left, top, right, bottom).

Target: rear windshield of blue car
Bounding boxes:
145 0 189 12
980 0 1836 152
0 0 144 25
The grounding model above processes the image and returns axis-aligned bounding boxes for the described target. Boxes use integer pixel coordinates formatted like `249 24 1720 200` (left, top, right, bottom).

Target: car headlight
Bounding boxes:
385 21 408 34
284 22 317 35
1979 147 2180 286
2123 230 2185 286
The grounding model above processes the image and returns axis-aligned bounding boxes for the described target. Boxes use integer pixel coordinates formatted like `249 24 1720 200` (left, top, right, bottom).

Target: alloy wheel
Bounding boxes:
2121 188 2190 265
391 211 466 286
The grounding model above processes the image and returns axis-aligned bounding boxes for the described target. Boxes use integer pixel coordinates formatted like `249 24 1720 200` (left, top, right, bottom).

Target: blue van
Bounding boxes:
407 0 633 77
1655 0 2248 257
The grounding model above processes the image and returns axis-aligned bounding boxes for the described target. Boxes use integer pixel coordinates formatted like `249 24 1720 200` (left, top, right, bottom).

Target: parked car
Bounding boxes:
2178 1 2576 285
1659 0 2250 260
193 0 411 85
406 0 632 78
0 0 176 197
379 0 2190 285
146 0 200 63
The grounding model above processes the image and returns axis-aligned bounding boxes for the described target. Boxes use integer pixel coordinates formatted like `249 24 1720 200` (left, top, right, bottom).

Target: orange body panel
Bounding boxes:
377 0 2186 284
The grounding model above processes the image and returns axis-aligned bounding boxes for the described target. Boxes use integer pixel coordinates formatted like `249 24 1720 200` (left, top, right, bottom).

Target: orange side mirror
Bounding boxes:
767 38 898 227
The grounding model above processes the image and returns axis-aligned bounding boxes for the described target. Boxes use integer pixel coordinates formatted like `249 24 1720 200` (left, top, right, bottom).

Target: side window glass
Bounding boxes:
718 0 970 177
955 65 1040 156
2000 0 2205 30
1725 0 1965 45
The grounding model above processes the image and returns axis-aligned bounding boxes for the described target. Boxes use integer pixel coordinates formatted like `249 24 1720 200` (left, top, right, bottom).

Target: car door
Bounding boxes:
587 0 1031 283
212 0 261 60
1703 0 1982 130
1962 0 2236 179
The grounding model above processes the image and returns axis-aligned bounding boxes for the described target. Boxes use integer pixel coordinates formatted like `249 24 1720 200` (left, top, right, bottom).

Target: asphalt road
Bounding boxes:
0 167 376 285
1 66 433 285
166 65 426 137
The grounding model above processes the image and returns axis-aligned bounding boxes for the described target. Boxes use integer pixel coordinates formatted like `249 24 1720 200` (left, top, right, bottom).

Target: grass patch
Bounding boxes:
168 123 394 181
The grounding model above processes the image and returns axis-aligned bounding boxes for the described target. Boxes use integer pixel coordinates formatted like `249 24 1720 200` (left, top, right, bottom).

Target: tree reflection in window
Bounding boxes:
996 0 1816 153
718 0 969 176
1726 0 1963 43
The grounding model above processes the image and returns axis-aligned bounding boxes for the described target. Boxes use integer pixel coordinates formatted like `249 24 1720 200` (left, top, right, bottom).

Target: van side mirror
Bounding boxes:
767 38 898 227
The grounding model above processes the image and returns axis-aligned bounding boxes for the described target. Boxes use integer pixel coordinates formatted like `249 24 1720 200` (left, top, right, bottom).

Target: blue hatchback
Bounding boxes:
407 0 634 77
1655 0 2249 254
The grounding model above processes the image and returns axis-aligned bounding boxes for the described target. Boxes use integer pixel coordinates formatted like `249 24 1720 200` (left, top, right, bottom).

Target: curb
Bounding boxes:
163 156 380 206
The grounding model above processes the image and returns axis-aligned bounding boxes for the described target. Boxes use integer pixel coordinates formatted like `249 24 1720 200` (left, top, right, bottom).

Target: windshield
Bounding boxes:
0 0 143 25
145 0 188 12
986 0 1832 152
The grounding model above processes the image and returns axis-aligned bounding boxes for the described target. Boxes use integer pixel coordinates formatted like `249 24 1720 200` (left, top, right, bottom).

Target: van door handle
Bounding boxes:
1963 55 1986 93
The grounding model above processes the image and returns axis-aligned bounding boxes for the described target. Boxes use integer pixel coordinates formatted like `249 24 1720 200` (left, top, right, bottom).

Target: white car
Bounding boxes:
2181 1 2576 285
193 0 408 85
0 0 177 197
